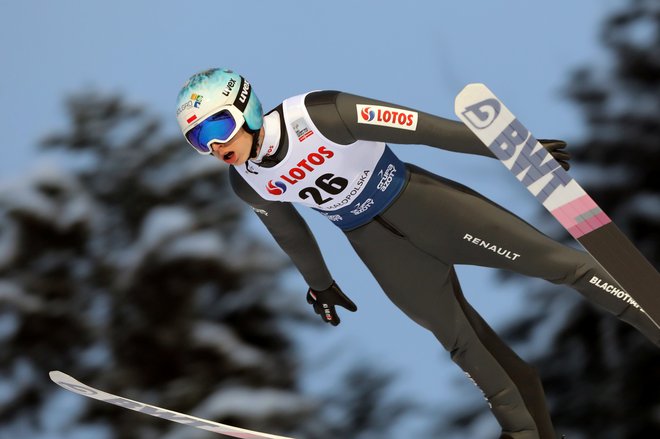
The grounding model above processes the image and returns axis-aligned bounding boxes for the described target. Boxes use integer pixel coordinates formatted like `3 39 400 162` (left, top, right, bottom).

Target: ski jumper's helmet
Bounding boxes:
176 68 263 155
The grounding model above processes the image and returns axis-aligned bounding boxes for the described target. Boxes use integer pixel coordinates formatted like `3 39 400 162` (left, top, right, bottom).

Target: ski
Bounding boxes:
49 371 295 439
454 83 660 329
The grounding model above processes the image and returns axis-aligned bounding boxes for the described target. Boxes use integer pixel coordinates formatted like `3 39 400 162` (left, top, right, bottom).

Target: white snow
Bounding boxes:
139 206 196 251
57 193 94 231
192 386 312 422
113 206 227 285
161 230 226 262
119 205 229 267
0 281 43 312
141 156 225 196
0 164 95 233
192 321 266 368
222 234 288 273
1 183 57 223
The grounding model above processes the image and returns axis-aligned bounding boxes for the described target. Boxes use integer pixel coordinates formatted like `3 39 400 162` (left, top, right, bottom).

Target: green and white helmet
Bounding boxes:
176 68 263 154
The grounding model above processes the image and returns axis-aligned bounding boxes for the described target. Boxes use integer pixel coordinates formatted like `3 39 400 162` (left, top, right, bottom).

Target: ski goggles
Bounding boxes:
184 106 245 155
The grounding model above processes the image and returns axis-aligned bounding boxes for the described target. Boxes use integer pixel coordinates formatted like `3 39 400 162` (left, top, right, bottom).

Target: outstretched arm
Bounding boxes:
229 167 333 291
230 167 358 325
306 91 570 169
306 90 494 157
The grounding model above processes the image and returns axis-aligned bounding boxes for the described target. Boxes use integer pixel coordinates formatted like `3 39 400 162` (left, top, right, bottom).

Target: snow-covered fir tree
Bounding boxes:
0 92 415 439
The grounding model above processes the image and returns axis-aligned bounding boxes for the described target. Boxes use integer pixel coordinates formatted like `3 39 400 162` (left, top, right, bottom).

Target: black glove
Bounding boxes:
539 139 571 171
306 281 357 326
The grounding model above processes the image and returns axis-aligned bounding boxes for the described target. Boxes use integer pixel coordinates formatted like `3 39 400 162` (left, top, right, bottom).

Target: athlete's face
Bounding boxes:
210 127 262 166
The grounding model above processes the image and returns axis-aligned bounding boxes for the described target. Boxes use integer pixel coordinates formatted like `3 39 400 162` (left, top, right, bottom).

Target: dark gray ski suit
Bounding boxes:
229 91 660 439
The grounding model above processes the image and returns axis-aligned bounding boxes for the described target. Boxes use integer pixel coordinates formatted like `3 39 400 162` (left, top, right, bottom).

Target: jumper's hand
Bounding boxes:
306 282 357 326
539 139 571 171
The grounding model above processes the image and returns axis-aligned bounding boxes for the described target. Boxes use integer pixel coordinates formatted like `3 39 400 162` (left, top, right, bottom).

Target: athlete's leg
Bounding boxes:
447 268 555 439
382 165 660 346
347 221 556 439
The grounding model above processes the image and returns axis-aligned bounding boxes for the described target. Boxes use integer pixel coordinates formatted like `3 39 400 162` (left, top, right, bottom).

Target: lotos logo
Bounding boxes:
266 180 287 196
278 146 335 185
360 107 376 121
356 104 418 131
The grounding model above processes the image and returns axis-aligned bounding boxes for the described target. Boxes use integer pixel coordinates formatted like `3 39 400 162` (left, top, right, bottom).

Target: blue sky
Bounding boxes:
1 0 618 435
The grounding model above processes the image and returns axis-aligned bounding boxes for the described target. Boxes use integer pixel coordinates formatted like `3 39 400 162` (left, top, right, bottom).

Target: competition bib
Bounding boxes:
238 93 407 230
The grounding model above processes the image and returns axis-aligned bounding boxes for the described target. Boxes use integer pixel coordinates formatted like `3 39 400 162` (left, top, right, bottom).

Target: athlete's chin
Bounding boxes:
230 155 248 166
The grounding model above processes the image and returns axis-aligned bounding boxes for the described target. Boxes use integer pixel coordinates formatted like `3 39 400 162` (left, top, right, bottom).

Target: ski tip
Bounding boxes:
49 370 70 383
457 82 488 95
461 82 486 90
454 83 495 116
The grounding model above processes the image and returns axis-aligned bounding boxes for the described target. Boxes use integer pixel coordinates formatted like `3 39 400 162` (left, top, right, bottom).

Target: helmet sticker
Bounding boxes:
177 93 204 117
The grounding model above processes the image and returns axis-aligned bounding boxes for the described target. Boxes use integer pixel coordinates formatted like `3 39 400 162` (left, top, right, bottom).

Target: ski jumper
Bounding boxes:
229 91 660 439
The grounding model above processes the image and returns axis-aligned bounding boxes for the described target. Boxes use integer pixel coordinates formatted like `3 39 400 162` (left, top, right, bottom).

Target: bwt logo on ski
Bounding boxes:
494 119 573 204
270 146 335 191
266 180 287 196
357 105 418 131
463 97 574 204
461 98 500 129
